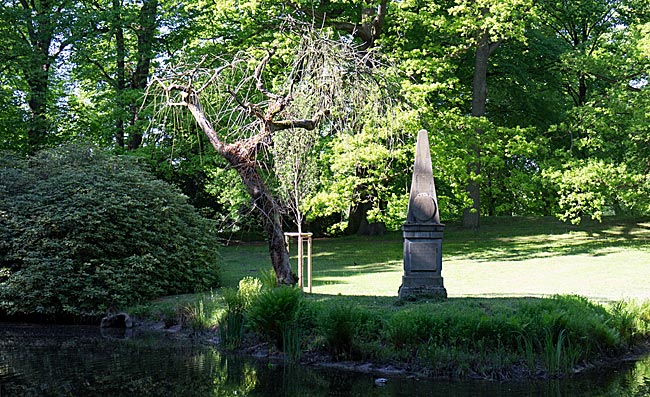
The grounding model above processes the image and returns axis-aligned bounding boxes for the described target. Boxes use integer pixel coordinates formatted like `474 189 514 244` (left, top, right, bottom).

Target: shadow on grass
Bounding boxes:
444 216 650 263
220 216 650 289
306 293 553 311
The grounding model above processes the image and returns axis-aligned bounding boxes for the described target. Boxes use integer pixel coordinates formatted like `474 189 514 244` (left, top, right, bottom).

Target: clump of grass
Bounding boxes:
216 274 307 357
219 277 264 348
516 332 537 374
182 294 220 334
247 286 304 349
319 304 360 360
126 294 210 328
608 300 650 342
182 299 208 333
258 268 278 289
219 311 245 349
540 328 581 376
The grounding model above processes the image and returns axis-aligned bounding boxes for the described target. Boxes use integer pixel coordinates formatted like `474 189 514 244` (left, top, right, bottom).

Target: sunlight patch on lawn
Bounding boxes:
444 250 650 302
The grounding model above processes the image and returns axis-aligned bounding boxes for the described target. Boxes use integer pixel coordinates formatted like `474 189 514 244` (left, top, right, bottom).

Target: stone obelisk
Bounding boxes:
398 130 447 300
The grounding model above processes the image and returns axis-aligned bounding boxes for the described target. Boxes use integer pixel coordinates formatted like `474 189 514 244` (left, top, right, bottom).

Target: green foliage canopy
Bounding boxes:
0 0 648 232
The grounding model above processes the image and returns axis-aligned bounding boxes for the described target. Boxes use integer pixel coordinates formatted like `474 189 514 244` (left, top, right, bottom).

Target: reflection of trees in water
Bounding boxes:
622 357 650 396
1 326 649 396
0 328 257 396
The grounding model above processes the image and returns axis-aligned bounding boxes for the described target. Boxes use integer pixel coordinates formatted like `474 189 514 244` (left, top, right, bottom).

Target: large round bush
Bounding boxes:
0 145 220 319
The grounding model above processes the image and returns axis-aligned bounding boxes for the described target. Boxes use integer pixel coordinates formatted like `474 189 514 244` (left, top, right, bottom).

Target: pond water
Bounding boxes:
1 323 649 397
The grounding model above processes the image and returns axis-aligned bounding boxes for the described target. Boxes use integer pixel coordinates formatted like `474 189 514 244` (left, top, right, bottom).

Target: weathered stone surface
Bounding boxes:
399 130 447 300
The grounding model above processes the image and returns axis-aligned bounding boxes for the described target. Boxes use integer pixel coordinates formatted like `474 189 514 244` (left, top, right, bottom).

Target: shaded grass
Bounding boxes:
220 216 650 301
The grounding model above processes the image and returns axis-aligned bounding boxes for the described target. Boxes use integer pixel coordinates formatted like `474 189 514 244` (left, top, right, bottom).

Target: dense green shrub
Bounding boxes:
0 145 220 319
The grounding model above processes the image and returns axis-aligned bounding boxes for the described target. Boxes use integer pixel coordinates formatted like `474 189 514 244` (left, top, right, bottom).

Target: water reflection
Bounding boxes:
0 323 648 397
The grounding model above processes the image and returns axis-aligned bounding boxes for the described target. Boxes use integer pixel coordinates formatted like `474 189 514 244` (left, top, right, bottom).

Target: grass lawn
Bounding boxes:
220 216 650 302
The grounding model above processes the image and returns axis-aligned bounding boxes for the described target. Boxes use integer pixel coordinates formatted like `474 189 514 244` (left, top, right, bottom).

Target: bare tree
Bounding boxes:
147 29 392 285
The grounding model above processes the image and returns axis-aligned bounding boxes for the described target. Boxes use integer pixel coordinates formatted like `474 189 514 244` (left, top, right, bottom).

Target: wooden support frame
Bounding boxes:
284 232 313 293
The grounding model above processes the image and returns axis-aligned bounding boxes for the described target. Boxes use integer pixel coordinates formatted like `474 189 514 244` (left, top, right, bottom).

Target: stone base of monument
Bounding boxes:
398 222 447 300
398 277 447 300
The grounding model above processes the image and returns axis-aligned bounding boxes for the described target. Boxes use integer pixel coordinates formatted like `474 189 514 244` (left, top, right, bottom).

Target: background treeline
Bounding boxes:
1 0 649 236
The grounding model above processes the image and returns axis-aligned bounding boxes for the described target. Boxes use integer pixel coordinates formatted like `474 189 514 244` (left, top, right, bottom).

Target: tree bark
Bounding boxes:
25 65 50 152
229 153 294 285
22 6 54 152
113 0 126 148
347 199 386 236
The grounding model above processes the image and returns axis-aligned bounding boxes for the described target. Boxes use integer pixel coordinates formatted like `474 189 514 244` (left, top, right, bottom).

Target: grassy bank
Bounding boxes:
128 285 650 379
126 216 650 379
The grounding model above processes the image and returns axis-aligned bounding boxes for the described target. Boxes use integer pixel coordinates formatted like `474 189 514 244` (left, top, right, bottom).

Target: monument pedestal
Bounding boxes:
398 223 447 299
398 130 447 300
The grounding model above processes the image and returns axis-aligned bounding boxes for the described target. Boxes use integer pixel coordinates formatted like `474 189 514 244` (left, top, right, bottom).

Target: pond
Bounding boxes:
1 323 648 397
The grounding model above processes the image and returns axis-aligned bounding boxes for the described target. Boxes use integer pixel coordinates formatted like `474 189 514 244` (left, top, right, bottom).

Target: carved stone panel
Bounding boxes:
408 241 438 272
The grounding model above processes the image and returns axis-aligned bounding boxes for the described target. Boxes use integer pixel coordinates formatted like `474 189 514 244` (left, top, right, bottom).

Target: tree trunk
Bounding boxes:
462 32 499 231
26 67 50 152
577 74 587 107
184 95 294 285
24 33 53 152
128 0 158 150
113 0 126 148
348 200 386 236
229 152 295 285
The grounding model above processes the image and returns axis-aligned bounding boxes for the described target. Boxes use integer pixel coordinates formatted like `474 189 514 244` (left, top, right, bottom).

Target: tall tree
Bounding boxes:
72 0 166 150
149 31 393 284
536 0 623 108
448 0 532 230
0 0 86 152
540 0 650 223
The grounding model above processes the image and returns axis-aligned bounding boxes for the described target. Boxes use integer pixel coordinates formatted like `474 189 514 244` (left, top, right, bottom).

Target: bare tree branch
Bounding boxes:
271 109 329 132
254 49 283 101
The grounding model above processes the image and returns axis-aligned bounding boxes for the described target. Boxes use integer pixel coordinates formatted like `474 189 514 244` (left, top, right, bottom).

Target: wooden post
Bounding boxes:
307 236 312 293
297 234 303 289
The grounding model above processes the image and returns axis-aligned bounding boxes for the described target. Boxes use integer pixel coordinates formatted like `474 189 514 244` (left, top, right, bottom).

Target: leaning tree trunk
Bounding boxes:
153 36 374 285
184 94 294 285
227 151 294 285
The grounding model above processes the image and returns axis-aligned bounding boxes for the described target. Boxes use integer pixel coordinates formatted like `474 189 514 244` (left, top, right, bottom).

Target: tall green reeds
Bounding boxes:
282 325 302 362
218 277 263 348
540 328 581 376
182 294 220 334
